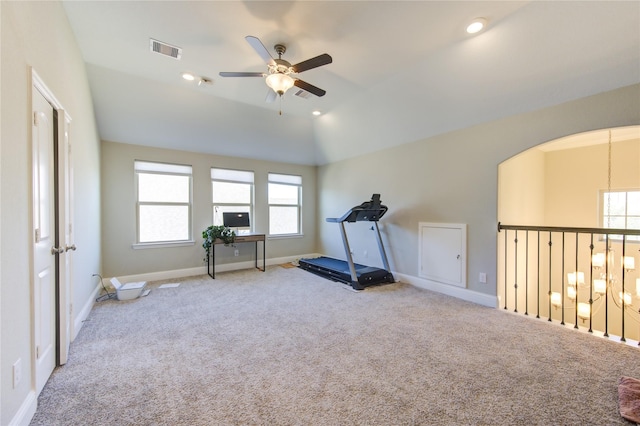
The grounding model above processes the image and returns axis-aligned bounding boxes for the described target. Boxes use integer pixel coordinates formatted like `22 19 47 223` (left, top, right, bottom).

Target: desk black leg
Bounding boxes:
254 241 258 270
253 240 265 272
208 245 215 279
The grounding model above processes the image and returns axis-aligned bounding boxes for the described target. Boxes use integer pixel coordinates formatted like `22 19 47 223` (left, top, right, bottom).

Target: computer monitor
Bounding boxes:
223 212 250 229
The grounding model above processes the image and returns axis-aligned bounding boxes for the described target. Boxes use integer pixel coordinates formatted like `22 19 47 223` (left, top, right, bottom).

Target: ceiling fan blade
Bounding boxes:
265 89 277 103
219 72 265 77
292 53 332 73
294 79 326 97
245 36 276 66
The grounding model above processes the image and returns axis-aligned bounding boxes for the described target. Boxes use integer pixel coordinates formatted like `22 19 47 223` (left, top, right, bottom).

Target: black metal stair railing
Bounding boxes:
498 223 640 345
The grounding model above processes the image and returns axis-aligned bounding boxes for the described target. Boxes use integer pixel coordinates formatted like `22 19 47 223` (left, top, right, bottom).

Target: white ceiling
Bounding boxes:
62 1 640 166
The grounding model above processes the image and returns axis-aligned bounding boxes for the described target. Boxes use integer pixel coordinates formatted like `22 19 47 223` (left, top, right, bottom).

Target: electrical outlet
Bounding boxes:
13 359 21 389
479 272 487 283
234 249 239 257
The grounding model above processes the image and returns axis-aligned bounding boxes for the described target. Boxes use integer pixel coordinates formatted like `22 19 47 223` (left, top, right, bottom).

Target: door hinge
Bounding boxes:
35 228 41 243
36 345 40 360
33 112 39 126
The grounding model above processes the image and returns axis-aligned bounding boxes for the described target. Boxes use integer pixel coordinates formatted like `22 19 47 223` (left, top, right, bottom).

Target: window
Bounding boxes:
135 161 192 244
601 190 640 242
211 168 254 232
268 173 302 236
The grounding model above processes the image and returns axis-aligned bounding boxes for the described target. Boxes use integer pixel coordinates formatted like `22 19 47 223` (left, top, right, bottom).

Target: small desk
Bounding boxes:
207 234 266 279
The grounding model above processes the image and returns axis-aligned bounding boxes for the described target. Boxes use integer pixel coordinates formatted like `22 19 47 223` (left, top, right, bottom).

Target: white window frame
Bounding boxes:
600 189 640 243
134 160 193 248
211 168 254 232
268 173 302 237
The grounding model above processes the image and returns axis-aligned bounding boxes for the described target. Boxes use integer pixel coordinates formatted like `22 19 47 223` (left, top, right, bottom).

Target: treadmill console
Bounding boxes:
328 193 388 223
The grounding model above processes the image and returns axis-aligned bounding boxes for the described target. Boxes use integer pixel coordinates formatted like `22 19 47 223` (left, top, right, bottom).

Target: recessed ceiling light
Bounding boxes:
312 110 322 116
181 72 196 81
466 18 487 34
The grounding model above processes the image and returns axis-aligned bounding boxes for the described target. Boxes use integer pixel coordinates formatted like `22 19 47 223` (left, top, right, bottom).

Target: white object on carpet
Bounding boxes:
110 277 147 300
158 283 180 289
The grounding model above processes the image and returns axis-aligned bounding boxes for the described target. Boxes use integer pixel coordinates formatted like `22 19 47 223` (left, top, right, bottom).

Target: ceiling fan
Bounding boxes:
220 36 332 103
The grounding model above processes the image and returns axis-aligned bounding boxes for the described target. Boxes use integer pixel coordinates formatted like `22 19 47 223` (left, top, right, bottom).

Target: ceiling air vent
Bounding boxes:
294 89 311 99
149 38 182 60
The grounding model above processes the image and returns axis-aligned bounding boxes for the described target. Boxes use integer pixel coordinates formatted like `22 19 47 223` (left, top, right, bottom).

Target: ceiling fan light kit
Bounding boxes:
265 73 294 95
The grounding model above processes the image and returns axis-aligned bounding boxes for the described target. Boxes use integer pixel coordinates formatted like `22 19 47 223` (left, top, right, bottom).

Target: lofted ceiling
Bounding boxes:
61 1 640 166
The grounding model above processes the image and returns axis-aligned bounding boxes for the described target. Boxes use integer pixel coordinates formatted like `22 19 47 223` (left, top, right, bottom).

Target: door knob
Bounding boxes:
65 244 77 252
51 246 64 255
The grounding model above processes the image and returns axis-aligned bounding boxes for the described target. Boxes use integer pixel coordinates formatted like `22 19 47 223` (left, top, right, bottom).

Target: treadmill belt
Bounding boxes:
299 256 394 290
302 256 365 273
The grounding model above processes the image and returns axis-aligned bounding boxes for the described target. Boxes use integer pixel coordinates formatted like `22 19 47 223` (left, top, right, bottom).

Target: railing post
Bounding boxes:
621 235 626 342
536 231 541 319
525 231 529 316
604 234 609 338
514 230 518 313
588 235 594 333
548 232 553 322
561 232 565 326
504 230 508 310
574 233 579 329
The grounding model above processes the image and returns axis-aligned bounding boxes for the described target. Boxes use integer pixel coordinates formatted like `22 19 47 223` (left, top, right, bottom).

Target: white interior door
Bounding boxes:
32 87 57 393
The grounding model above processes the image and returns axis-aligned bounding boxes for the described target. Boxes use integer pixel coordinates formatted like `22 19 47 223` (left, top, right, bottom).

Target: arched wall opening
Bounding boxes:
497 126 640 343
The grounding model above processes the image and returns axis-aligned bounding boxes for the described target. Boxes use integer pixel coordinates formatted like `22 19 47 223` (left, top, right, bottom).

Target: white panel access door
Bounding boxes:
32 87 57 394
419 222 467 288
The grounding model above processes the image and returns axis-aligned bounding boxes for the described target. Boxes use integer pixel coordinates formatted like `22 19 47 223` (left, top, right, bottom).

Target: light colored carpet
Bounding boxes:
30 266 640 425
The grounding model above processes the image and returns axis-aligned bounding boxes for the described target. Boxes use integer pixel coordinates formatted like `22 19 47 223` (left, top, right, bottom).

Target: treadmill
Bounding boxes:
299 194 395 290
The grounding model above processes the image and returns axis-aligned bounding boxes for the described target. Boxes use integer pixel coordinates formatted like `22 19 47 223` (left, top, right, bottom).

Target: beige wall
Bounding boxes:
498 148 546 226
1 1 102 424
498 137 640 230
318 84 640 297
545 139 640 227
101 141 317 277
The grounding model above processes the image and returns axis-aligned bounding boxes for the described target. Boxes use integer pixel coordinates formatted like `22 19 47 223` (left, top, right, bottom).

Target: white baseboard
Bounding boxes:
115 266 207 285
9 389 36 426
73 284 101 341
89 255 496 310
106 254 320 286
268 253 320 266
395 272 498 308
